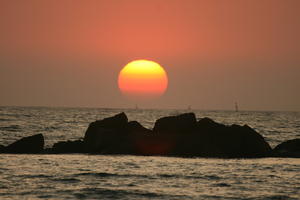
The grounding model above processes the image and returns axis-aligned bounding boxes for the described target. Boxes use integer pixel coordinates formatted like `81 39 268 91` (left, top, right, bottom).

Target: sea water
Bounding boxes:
0 107 299 199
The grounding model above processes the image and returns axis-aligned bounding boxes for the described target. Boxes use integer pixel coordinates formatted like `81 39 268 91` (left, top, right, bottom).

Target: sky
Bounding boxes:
0 0 299 111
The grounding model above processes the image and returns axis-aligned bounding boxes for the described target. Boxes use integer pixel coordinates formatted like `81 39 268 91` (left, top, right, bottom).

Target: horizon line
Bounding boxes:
0 105 298 113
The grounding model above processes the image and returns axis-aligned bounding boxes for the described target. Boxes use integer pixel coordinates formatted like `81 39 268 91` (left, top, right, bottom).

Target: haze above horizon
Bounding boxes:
0 0 299 111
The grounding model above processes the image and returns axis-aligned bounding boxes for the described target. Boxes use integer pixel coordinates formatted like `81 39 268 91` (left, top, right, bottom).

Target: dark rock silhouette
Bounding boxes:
153 112 197 134
51 140 84 153
127 121 152 135
2 134 44 153
273 139 300 158
152 115 272 158
128 121 173 156
0 144 5 152
194 123 272 158
194 119 272 158
0 112 298 158
81 112 271 158
83 112 134 154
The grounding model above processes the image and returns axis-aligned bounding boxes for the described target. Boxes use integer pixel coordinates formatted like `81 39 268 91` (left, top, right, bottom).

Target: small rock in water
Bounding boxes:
273 139 300 158
51 140 84 153
2 134 44 153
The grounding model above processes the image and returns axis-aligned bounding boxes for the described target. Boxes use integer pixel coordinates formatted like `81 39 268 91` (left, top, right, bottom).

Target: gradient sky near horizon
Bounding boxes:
0 0 299 111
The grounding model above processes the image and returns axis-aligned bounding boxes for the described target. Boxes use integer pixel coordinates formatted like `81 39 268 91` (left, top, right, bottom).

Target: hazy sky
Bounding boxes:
0 0 299 111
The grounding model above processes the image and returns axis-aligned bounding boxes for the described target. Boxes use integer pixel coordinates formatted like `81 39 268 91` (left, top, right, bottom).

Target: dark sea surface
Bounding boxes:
0 107 300 199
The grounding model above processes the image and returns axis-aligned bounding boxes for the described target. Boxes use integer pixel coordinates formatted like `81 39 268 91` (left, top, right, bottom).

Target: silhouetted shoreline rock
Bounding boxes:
50 140 84 153
153 112 197 134
83 112 136 154
272 139 300 158
0 112 299 158
1 133 44 153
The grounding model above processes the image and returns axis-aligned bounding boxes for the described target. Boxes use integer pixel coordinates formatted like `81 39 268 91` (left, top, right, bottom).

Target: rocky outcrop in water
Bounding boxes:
49 140 84 153
153 113 197 133
151 113 272 158
0 112 298 158
272 139 300 158
80 112 272 158
1 133 44 153
83 112 137 154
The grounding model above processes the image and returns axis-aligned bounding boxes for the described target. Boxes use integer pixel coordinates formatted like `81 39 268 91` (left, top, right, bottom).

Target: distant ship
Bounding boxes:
235 102 239 112
187 105 192 111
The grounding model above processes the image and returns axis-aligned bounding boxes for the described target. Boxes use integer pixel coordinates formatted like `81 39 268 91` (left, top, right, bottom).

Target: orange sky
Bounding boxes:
0 0 299 111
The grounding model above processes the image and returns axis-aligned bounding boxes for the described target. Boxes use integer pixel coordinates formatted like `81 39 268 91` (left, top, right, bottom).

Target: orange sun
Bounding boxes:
118 59 168 100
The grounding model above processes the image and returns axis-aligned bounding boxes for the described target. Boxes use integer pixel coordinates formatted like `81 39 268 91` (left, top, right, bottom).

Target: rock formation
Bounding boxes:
50 140 84 153
81 112 272 158
151 114 272 158
0 112 298 158
1 134 44 153
273 139 300 158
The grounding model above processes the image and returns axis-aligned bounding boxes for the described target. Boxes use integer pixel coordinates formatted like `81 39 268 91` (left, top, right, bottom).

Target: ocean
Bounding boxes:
0 107 299 199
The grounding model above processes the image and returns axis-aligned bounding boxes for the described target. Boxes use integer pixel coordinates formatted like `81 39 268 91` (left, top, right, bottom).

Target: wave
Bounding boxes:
0 113 32 118
0 118 13 122
44 126 60 131
158 173 221 180
0 125 21 132
75 187 189 199
19 174 52 179
255 195 299 200
76 172 150 179
75 172 221 181
211 183 231 187
51 177 81 183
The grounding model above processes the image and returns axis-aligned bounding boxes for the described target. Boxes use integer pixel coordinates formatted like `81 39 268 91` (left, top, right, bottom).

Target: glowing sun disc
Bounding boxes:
118 59 168 99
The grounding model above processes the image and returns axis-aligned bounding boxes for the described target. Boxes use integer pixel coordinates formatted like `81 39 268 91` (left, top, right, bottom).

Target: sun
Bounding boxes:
118 59 168 100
